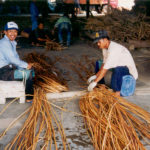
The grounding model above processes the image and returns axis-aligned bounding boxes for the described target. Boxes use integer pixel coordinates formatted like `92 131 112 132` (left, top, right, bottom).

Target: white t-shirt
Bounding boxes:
103 41 138 80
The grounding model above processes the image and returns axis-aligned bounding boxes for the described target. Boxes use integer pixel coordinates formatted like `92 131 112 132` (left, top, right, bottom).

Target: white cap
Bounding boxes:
4 21 18 30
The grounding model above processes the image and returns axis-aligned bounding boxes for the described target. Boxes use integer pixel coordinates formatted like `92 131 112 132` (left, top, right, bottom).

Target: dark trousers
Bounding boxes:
0 65 34 100
111 66 130 92
95 60 130 91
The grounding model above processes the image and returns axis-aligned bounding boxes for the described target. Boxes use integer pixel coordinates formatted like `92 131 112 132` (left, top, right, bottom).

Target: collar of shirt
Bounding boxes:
4 35 17 46
107 41 112 50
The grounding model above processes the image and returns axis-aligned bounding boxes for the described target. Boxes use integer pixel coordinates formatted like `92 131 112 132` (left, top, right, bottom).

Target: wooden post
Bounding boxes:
107 0 110 14
86 0 90 18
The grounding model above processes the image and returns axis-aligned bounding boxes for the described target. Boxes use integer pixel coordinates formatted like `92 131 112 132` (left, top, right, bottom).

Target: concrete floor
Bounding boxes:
0 40 150 149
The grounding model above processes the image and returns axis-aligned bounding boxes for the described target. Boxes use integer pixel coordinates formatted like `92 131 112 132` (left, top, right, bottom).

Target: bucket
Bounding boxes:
121 75 136 97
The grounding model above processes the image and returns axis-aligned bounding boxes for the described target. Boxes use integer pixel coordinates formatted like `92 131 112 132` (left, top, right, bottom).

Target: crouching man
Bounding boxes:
87 30 138 96
0 21 34 102
53 12 72 47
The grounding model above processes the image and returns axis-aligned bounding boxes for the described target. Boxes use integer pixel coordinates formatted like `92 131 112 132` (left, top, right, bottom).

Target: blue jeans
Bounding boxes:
58 22 71 46
31 17 38 31
111 66 130 92
74 0 80 8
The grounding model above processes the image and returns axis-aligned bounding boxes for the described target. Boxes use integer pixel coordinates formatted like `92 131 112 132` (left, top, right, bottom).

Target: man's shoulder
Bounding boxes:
0 37 8 44
110 41 127 50
0 37 11 48
110 41 122 47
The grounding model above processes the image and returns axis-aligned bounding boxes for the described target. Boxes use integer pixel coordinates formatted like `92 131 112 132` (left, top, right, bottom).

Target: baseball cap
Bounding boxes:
4 21 19 31
93 30 109 43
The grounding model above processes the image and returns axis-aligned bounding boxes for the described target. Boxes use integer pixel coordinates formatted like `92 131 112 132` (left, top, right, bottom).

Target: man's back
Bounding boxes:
55 16 71 28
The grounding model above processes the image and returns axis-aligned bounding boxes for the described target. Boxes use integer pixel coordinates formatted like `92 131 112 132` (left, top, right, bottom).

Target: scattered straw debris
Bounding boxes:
45 41 65 51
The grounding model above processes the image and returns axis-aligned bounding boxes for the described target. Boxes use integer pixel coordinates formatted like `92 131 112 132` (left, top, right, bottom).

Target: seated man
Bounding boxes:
0 21 34 102
53 12 72 47
29 20 50 46
87 30 138 96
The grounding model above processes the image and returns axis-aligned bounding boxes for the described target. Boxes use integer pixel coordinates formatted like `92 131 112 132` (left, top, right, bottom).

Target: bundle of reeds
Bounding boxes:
36 75 68 93
24 52 54 73
24 52 68 92
45 41 64 51
79 85 150 150
84 9 150 42
2 88 70 149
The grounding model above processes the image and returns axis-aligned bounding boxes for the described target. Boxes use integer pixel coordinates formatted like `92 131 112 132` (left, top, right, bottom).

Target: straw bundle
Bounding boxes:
45 41 64 51
3 88 69 150
24 52 68 92
79 85 150 150
36 75 68 93
24 52 54 73
84 9 150 42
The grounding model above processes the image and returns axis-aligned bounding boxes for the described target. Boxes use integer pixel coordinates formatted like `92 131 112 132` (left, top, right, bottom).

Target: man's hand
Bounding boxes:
87 75 97 84
88 81 97 91
27 63 33 70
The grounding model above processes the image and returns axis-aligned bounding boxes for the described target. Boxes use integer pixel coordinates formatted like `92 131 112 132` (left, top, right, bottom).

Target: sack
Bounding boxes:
14 69 35 80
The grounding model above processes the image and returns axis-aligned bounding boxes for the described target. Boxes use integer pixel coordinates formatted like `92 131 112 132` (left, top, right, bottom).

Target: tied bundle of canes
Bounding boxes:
79 85 150 150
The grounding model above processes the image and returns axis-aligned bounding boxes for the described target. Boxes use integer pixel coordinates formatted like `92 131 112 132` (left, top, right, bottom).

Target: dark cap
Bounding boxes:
93 30 109 43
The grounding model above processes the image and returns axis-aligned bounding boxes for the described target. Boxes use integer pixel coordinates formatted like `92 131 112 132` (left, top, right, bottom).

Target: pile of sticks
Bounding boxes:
84 9 150 42
79 85 150 150
45 41 64 51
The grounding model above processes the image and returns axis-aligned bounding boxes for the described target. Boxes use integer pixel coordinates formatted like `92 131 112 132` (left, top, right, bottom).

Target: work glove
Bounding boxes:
87 75 97 84
88 81 97 91
52 71 58 76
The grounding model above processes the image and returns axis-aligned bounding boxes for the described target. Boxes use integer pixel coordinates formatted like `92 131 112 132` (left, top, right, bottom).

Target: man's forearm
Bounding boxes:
96 64 104 77
95 67 107 83
37 38 46 42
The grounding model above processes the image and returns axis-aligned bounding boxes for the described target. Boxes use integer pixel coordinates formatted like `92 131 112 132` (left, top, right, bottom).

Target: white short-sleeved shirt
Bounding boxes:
103 41 138 80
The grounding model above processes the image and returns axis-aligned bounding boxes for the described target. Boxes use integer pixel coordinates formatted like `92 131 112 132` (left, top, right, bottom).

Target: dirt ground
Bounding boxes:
0 39 150 149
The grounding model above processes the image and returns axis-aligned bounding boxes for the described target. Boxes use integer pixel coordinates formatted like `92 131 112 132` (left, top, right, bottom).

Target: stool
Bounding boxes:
0 81 25 104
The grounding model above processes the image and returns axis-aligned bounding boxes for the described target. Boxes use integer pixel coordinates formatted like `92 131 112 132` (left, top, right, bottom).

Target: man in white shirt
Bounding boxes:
87 30 138 96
